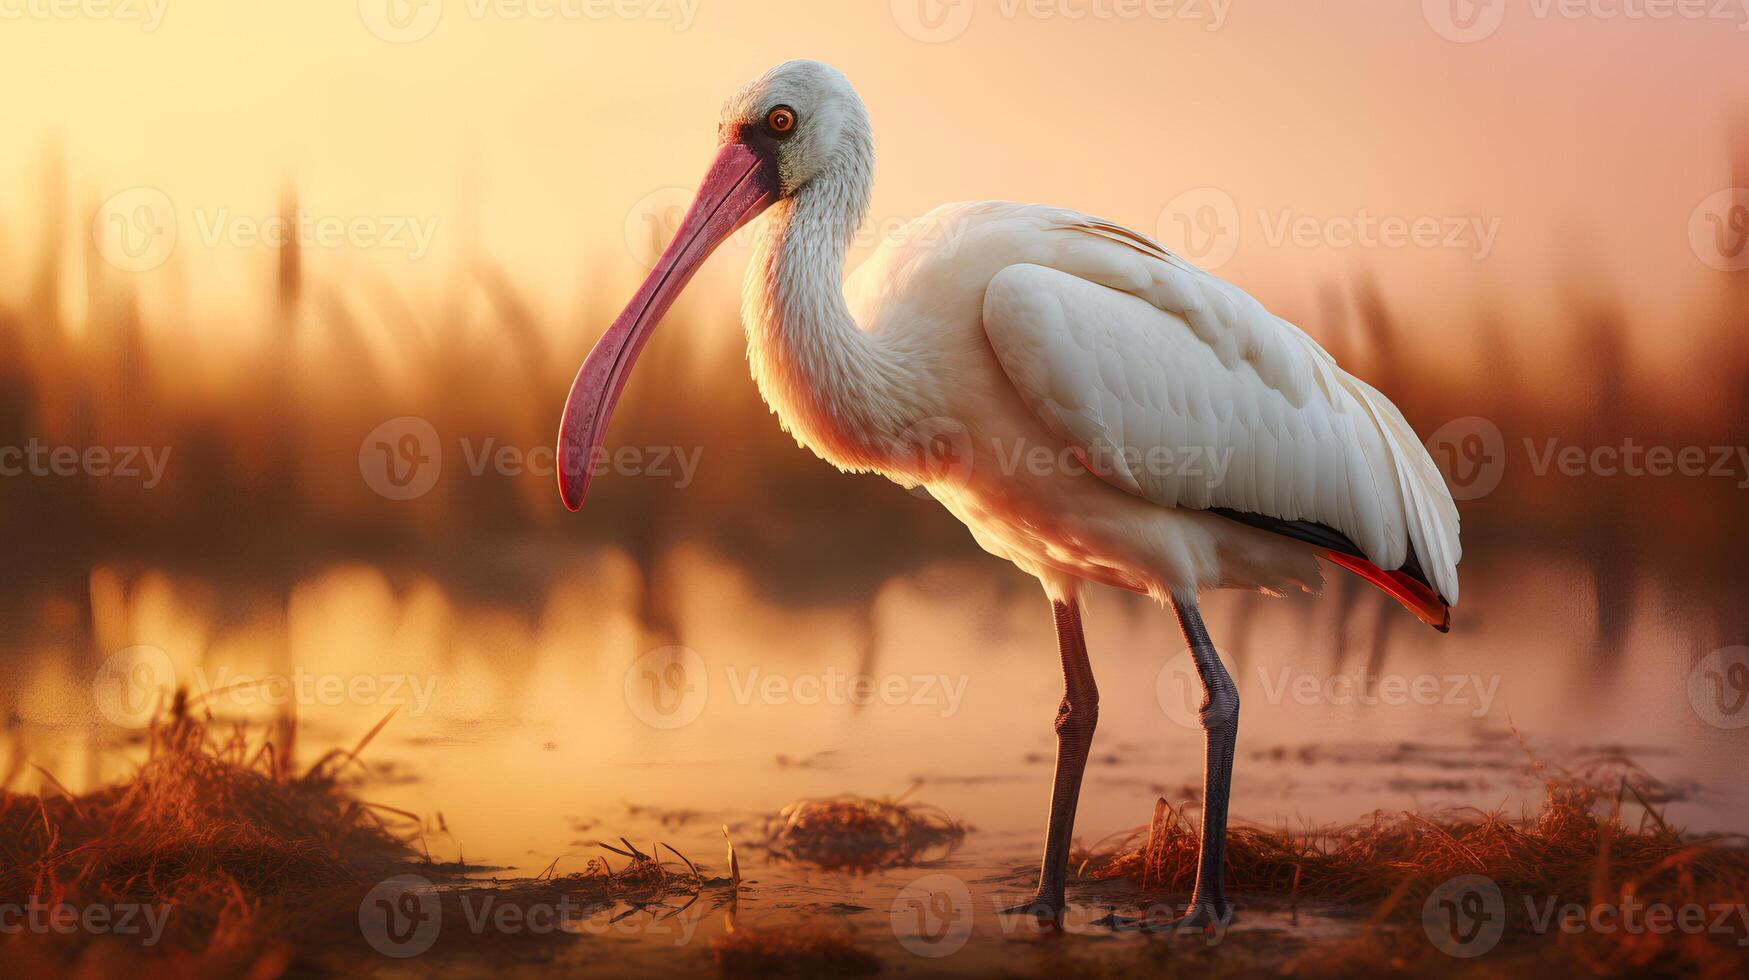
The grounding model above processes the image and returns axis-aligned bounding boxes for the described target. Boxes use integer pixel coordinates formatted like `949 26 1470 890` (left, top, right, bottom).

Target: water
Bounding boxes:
5 549 1744 972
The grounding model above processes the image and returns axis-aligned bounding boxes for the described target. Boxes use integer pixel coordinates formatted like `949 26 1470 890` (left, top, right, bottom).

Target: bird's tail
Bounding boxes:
1319 549 1451 633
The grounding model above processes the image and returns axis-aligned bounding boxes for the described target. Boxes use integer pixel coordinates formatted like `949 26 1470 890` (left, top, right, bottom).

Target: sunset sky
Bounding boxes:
2 0 1745 365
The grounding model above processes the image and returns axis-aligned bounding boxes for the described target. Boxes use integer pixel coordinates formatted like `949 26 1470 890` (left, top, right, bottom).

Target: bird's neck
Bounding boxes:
743 157 925 472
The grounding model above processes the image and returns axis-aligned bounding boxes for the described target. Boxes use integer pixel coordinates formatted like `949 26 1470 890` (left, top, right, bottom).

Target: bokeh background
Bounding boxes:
2 0 1748 887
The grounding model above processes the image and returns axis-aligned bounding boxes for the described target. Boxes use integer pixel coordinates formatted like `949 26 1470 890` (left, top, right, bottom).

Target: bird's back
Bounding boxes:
852 201 1461 607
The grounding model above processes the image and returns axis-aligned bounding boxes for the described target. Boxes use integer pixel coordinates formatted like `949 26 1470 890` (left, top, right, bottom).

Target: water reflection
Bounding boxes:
8 547 1745 887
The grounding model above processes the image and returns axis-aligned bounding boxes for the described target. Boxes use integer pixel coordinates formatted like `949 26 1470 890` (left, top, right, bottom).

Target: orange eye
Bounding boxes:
766 105 796 136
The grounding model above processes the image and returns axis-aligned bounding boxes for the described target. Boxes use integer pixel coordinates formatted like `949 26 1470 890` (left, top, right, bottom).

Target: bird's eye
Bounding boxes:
765 105 797 137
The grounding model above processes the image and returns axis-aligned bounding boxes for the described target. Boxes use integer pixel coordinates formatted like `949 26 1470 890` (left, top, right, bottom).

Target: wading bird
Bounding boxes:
557 60 1460 929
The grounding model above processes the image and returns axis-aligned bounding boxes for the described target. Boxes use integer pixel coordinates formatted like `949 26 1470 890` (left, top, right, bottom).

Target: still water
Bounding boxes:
6 549 1744 972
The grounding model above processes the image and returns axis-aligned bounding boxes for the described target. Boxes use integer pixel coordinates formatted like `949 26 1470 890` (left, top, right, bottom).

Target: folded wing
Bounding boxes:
977 205 1461 605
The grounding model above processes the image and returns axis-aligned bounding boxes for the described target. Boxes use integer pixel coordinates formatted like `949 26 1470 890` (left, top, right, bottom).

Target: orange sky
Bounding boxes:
2 1 1746 363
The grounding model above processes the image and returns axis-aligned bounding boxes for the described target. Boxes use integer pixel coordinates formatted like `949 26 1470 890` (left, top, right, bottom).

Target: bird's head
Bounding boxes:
718 60 872 198
556 59 868 511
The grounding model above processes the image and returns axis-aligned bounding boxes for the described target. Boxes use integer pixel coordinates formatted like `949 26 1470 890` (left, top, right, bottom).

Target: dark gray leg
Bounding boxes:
1004 597 1098 917
1171 593 1238 928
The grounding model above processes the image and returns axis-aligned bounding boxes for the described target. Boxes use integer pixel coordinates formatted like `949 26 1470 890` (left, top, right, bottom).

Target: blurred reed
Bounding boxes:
2 158 1746 675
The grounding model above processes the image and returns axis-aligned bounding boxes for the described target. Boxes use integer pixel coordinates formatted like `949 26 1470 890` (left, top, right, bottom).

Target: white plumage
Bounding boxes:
819 200 1462 608
560 59 1466 924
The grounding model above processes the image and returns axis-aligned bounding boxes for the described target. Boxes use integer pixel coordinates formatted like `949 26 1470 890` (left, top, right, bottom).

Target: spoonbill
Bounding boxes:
557 60 1461 929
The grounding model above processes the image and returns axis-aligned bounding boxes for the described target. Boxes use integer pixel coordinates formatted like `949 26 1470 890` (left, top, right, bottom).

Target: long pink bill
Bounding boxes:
557 142 777 510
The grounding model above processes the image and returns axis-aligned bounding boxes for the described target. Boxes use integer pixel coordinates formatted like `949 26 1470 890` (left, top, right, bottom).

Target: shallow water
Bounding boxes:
6 548 1746 972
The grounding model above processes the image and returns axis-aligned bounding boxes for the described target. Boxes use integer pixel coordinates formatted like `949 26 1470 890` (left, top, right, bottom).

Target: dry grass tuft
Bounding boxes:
763 789 967 871
0 692 421 973
1085 745 1749 976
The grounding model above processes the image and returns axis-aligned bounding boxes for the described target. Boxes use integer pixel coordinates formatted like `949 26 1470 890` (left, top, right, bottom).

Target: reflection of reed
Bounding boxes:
4 157 1747 685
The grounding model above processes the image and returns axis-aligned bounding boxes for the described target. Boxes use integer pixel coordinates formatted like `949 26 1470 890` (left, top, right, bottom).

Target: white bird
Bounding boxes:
558 60 1461 930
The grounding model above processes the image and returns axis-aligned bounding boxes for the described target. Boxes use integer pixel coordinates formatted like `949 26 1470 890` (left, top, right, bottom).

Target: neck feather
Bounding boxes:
742 157 922 472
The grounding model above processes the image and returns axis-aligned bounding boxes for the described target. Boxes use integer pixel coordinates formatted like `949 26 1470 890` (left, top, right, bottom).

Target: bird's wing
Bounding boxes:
978 205 1461 603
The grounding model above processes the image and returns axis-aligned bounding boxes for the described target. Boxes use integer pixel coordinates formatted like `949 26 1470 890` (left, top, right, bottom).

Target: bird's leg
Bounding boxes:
1002 597 1098 919
1171 593 1238 931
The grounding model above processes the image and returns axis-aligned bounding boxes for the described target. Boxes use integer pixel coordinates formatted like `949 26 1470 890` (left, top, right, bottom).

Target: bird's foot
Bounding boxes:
997 895 1065 921
1165 897 1234 935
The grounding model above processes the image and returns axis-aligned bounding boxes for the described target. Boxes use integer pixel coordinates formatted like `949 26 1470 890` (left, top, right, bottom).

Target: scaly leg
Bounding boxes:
1170 593 1238 929
1002 597 1098 918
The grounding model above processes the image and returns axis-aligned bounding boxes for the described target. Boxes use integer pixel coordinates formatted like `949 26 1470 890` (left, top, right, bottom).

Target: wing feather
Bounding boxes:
977 205 1461 603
